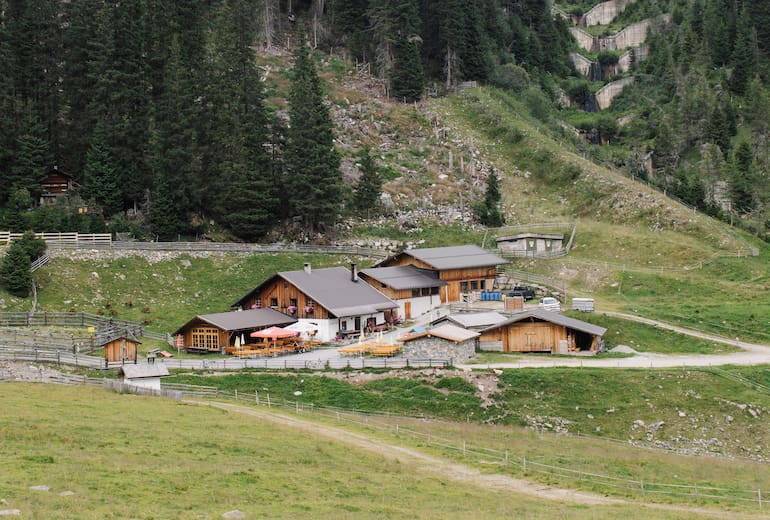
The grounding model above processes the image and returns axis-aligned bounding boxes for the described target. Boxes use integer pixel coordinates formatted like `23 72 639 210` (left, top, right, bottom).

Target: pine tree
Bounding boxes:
0 240 32 297
83 123 121 217
353 149 382 214
2 188 33 233
480 169 504 227
730 140 757 213
10 106 52 200
284 45 342 232
729 7 757 96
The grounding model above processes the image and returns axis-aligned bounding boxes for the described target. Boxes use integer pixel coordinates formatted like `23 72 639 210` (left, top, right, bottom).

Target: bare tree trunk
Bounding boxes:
445 45 454 91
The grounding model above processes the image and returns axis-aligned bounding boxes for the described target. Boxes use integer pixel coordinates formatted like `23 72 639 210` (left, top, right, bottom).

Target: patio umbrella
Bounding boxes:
234 335 241 353
250 326 299 341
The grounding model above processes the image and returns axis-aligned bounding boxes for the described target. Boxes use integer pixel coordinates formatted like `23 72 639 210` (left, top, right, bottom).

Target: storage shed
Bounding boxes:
398 324 480 363
430 311 508 331
495 232 564 256
119 364 169 390
478 310 606 354
102 335 140 363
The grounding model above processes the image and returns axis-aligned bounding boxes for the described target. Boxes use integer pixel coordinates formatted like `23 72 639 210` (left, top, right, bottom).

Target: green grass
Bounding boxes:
0 382 701 519
164 366 770 462
562 312 741 354
17 253 367 333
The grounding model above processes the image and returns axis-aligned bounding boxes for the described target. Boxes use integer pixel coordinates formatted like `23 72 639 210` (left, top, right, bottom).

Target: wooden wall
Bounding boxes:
104 338 138 362
242 277 330 320
479 320 600 353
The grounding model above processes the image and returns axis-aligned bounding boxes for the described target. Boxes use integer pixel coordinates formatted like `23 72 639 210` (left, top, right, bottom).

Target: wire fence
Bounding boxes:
1 366 767 509
201 389 768 510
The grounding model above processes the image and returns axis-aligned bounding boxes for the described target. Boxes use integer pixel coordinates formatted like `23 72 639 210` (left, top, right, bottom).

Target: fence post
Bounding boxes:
504 450 508 464
640 480 645 496
235 389 238 400
759 489 763 510
267 393 271 408
256 391 259 405
522 456 526 472
463 440 466 456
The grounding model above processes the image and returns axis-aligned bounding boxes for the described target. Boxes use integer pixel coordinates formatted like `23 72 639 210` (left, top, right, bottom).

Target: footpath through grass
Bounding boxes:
0 382 701 519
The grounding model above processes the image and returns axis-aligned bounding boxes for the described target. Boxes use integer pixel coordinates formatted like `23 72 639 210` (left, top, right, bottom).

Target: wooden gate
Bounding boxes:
505 321 555 353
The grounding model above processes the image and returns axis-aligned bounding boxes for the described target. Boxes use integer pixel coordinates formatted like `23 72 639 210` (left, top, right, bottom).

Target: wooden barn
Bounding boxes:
233 264 398 342
478 310 606 354
173 308 297 354
102 335 140 363
373 245 508 304
359 265 446 320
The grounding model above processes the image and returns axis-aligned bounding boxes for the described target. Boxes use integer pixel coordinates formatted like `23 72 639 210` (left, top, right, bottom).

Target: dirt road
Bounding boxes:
191 400 766 519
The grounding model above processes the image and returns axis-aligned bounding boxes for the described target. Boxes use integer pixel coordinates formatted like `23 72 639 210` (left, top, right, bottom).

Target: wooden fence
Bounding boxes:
0 347 108 369
0 232 112 246
0 311 171 343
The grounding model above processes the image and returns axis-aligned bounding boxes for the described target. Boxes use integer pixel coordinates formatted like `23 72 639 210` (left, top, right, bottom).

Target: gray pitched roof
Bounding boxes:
481 309 607 336
379 245 508 270
360 265 447 290
278 266 398 318
399 323 480 343
496 232 564 241
174 308 296 335
432 311 508 329
120 364 169 379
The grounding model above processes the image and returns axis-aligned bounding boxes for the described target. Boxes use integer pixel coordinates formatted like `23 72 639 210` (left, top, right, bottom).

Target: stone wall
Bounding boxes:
584 0 636 27
595 77 635 110
402 337 476 363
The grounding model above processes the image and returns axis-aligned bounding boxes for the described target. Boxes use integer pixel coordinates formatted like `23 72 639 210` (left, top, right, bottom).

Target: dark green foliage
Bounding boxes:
729 7 757 96
353 149 383 215
284 45 342 232
83 123 121 217
2 189 32 233
729 140 757 213
0 240 32 297
489 63 530 92
475 168 504 227
10 107 52 200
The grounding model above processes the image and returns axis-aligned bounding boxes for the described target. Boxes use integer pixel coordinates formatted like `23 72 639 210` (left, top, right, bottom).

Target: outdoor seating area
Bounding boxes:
338 334 402 358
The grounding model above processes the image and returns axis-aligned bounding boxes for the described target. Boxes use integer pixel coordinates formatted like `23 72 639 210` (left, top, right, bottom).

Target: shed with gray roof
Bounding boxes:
431 311 508 330
478 310 606 354
120 363 169 390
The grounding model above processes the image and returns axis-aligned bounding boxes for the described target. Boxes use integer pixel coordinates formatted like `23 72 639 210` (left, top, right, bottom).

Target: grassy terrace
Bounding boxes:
0 383 715 519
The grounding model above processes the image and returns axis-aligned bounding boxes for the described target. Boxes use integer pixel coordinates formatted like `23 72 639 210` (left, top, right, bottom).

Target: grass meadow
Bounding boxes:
0 382 712 519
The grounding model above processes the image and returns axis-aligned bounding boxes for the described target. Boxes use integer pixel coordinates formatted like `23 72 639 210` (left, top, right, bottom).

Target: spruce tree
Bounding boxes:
285 45 342 232
353 149 383 215
83 123 122 217
2 189 33 233
730 140 757 213
0 241 32 297
729 7 757 96
10 106 52 200
387 0 424 102
481 169 504 227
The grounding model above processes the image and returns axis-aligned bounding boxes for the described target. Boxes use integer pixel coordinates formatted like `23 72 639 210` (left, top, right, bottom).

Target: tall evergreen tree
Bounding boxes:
0 240 32 297
353 148 382 214
476 168 504 227
730 140 757 213
284 44 342 232
2 188 33 233
10 106 51 200
83 123 121 217
389 0 424 102
729 7 757 96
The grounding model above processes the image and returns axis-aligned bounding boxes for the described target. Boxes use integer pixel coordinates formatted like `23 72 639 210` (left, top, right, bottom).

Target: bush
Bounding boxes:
489 63 531 93
0 242 32 297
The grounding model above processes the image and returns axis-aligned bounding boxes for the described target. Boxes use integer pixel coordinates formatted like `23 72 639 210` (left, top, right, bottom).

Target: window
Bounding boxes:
412 289 420 297
290 298 298 307
460 281 469 292
470 280 479 290
191 327 219 351
430 286 439 295
421 287 430 296
270 297 278 307
479 280 486 290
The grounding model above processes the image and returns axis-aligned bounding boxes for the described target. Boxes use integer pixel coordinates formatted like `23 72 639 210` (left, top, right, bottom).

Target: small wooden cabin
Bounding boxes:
40 167 76 205
373 245 508 304
103 335 140 363
478 310 606 354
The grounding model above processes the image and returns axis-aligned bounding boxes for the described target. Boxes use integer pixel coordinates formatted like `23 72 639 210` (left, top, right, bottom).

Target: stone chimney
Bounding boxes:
303 263 311 274
351 263 358 282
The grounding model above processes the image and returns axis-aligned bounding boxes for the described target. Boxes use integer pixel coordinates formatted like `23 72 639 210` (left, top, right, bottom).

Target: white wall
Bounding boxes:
124 377 161 391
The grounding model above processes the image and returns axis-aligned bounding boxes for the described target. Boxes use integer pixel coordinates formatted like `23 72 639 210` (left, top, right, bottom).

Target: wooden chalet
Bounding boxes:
478 310 606 354
40 166 76 205
233 264 398 342
359 265 446 320
102 334 140 363
373 245 508 304
173 308 297 354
